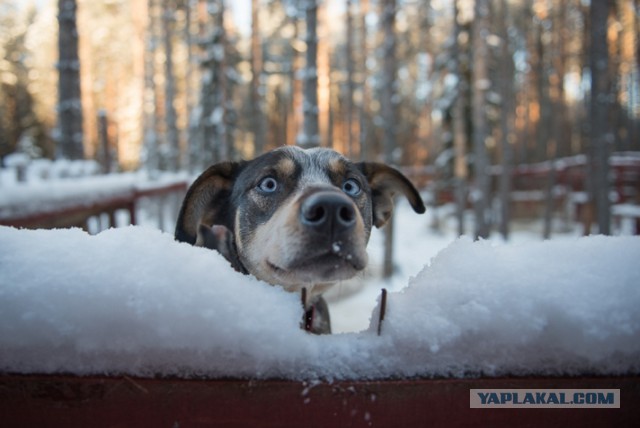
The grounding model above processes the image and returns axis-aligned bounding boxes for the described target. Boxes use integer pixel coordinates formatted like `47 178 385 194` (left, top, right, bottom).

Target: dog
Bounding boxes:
175 146 425 334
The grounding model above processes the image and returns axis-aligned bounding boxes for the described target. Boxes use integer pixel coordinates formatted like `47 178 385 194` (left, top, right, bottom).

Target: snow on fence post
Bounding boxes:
3 153 30 183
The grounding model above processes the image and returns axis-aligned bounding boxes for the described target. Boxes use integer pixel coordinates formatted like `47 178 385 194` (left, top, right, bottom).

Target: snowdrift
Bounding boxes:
1 226 639 380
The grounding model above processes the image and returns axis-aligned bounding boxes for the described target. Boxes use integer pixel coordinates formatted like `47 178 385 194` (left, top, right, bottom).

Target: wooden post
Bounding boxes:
97 110 111 173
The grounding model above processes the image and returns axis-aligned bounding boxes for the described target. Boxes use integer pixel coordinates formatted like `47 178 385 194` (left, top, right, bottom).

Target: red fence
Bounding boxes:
0 375 637 427
0 181 188 231
403 153 640 232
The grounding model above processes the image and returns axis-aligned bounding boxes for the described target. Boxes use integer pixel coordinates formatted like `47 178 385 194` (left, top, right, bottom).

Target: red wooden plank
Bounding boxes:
134 181 188 199
0 375 637 427
0 181 187 229
0 195 135 228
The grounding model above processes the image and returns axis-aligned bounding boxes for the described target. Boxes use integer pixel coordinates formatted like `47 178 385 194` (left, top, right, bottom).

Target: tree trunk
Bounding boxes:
471 0 491 239
358 0 371 161
143 0 160 173
380 0 397 278
162 0 179 170
287 13 302 148
56 0 84 160
250 0 265 155
543 2 567 239
183 0 194 170
196 0 226 167
589 0 612 235
345 0 355 158
298 0 320 149
497 0 514 240
535 11 550 163
452 0 469 237
216 0 230 161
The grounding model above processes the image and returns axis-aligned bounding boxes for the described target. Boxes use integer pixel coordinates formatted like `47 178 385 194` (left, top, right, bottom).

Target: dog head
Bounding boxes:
175 146 425 297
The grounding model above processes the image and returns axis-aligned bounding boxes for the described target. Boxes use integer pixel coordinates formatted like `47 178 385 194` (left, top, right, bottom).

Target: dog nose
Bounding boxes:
300 191 356 235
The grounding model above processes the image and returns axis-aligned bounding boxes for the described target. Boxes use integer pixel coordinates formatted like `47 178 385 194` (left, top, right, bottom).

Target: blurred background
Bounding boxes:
0 0 639 255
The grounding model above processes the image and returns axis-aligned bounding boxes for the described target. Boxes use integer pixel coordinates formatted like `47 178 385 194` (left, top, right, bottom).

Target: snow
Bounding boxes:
1 219 639 380
612 203 640 218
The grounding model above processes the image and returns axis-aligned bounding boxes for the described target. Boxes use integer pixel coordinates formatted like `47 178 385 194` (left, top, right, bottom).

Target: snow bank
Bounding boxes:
1 226 639 380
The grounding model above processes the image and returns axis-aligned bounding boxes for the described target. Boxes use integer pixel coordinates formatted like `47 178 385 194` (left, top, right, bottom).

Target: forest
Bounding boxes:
1 0 639 240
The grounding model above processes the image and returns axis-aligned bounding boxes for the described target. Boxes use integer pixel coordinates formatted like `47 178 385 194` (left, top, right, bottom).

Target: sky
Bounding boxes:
227 0 251 35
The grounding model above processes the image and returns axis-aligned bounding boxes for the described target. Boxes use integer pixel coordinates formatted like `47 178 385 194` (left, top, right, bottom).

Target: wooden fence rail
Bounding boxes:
0 375 637 427
0 181 188 232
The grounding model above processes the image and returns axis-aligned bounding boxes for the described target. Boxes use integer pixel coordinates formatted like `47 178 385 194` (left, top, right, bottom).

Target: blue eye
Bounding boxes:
342 178 361 197
257 176 278 193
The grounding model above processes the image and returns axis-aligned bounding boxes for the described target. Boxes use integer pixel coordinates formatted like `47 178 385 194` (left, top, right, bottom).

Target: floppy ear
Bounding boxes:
175 161 244 245
358 162 426 228
195 224 247 274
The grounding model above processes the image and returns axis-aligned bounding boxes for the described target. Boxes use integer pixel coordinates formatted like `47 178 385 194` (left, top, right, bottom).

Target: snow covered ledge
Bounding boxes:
0 226 639 380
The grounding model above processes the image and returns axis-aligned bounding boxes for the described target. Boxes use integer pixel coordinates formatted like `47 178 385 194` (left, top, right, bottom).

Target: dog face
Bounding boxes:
175 146 425 297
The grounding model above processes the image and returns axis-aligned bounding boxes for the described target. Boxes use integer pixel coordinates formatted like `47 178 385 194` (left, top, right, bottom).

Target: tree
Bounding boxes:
250 0 265 155
193 0 231 167
56 0 84 160
380 0 397 278
344 0 355 158
358 0 372 161
589 0 612 235
496 0 515 240
142 0 160 172
471 0 491 239
162 0 180 170
452 0 471 237
0 2 48 160
297 0 320 148
542 1 568 239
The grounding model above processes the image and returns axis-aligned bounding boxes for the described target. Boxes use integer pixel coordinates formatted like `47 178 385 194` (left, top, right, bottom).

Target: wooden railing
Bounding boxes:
0 181 188 232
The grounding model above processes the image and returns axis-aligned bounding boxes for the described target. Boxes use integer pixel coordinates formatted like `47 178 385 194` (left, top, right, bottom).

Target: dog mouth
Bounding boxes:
266 246 367 283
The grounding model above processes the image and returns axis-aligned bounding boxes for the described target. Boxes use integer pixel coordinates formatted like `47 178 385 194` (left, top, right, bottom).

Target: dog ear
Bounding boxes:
196 224 247 274
175 161 243 245
358 162 426 228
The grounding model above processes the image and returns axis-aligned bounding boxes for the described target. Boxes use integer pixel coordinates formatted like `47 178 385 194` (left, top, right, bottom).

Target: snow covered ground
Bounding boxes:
1 201 639 380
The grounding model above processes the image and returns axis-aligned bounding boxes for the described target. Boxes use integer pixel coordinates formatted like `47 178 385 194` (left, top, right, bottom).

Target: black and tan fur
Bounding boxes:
175 146 425 333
